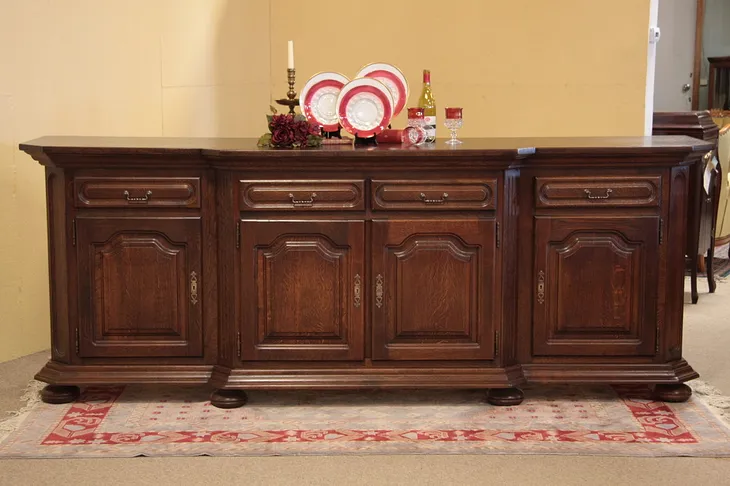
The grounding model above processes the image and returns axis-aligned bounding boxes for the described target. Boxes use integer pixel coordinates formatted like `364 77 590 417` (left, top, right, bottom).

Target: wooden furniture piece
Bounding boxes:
699 153 723 281
708 56 730 111
653 111 719 302
19 136 712 409
716 125 730 246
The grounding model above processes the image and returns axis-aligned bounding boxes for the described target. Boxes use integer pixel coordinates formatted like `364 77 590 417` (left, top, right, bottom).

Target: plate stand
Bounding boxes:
354 133 378 147
322 126 342 139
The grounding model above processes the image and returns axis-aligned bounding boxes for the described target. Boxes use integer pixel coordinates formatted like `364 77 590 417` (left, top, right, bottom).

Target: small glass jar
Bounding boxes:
405 107 427 146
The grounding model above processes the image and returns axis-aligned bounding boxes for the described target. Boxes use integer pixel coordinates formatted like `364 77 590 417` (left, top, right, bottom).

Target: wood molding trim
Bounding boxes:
692 0 705 110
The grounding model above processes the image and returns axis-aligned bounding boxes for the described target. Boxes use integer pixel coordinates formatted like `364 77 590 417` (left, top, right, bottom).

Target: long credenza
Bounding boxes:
19 135 711 408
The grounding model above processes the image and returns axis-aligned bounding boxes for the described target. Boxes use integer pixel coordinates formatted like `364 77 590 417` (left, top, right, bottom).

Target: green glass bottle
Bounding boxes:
418 69 436 142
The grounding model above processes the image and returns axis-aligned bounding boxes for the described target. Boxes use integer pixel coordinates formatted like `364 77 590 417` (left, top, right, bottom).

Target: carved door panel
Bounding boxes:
371 219 497 360
239 221 365 361
533 216 660 356
76 217 203 357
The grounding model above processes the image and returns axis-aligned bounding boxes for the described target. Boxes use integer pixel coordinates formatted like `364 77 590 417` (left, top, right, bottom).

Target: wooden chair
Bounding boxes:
696 150 722 298
715 124 730 244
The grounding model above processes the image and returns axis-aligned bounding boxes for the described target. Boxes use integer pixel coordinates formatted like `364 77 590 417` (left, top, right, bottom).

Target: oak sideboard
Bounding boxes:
19 136 711 408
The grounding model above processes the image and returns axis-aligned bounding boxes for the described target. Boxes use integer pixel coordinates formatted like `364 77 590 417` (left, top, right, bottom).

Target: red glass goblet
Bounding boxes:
444 107 463 145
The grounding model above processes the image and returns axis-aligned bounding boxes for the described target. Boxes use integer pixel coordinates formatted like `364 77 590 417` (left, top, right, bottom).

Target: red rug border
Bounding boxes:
39 385 698 446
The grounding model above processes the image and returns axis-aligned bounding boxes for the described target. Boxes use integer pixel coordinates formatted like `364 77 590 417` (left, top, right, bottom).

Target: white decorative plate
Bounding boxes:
355 62 409 118
336 78 394 138
299 72 350 131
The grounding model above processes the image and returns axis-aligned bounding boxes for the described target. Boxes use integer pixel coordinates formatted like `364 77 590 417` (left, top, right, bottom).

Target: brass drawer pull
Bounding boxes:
584 188 612 200
354 274 362 308
420 192 449 204
289 192 317 206
375 274 384 309
123 190 152 202
537 270 545 305
190 271 199 305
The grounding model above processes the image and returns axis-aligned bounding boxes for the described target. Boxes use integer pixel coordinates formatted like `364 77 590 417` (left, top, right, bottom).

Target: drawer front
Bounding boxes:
535 176 661 208
240 180 364 211
372 180 497 211
75 177 201 208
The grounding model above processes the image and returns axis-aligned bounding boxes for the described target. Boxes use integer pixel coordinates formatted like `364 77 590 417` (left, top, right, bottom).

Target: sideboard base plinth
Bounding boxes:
34 361 214 386
486 387 525 406
210 389 248 409
40 385 80 404
653 383 693 402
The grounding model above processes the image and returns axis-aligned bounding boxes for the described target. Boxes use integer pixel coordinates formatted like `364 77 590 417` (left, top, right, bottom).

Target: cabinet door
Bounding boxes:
76 217 203 357
533 216 660 356
240 221 365 361
371 219 497 360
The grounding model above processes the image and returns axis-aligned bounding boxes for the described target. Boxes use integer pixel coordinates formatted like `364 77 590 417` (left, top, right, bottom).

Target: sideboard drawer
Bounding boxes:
372 180 497 211
535 176 662 208
75 177 201 208
239 180 364 211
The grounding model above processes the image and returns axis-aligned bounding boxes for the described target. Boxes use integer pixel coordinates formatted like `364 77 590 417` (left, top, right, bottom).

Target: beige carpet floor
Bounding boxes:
0 279 728 485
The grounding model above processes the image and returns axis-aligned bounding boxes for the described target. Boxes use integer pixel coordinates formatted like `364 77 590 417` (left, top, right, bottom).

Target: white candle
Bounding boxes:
287 40 294 70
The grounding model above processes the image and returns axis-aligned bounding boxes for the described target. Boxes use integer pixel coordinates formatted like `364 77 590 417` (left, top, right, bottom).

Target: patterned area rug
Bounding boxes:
685 259 730 279
686 244 730 279
1 381 729 458
716 259 730 278
710 243 729 278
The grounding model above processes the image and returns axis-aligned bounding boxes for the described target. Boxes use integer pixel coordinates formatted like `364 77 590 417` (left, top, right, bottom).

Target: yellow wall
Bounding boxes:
273 0 651 136
0 0 651 363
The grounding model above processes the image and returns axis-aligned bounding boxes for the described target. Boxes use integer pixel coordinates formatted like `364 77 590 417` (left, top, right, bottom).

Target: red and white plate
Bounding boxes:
355 62 409 118
336 78 394 138
299 72 350 131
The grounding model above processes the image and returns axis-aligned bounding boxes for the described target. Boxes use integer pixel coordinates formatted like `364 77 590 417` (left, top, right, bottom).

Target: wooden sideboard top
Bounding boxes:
20 135 712 153
19 135 713 169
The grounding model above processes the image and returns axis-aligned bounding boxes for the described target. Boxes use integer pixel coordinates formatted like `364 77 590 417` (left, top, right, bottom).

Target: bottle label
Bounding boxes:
423 115 436 141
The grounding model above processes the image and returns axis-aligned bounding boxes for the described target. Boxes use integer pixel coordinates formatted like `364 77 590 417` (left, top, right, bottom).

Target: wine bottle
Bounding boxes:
418 69 437 142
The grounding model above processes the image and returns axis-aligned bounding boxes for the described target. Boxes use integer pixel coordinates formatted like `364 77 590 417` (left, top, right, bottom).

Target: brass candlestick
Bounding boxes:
275 68 299 115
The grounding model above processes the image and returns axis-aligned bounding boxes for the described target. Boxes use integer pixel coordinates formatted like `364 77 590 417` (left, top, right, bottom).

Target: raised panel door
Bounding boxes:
371 219 497 360
76 217 203 357
533 216 660 356
239 220 365 360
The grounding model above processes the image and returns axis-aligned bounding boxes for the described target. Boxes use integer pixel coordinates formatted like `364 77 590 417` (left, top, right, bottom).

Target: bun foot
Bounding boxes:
40 385 80 404
210 389 248 409
653 383 692 403
486 387 524 406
